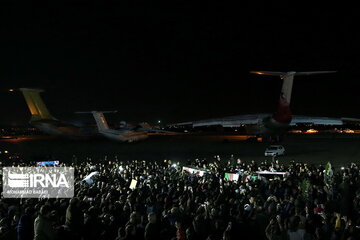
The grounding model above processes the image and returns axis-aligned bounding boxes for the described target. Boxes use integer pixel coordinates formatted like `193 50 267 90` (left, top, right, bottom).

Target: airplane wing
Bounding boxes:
136 127 178 134
133 122 178 134
289 116 360 126
167 114 360 128
167 114 270 128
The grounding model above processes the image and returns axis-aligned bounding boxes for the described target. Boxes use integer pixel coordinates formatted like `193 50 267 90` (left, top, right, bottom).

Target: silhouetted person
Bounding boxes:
144 212 160 240
65 197 83 238
17 207 35 240
33 205 57 240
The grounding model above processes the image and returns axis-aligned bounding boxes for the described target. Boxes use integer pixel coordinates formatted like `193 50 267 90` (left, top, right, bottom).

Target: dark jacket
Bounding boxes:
17 214 34 240
83 215 102 240
65 205 84 232
144 222 160 240
33 215 57 240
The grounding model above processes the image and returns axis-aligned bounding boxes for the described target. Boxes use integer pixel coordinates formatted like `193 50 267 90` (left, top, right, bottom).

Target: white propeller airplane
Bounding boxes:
77 111 173 142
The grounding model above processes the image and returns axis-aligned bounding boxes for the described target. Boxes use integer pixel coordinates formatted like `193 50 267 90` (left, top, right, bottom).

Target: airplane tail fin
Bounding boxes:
251 71 336 124
250 71 337 104
19 88 58 122
76 111 117 132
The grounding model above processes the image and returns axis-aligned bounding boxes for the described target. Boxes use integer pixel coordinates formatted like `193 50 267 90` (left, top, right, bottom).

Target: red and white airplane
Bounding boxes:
168 71 359 137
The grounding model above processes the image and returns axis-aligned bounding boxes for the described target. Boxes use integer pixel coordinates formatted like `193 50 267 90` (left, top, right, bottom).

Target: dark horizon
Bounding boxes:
1 3 359 125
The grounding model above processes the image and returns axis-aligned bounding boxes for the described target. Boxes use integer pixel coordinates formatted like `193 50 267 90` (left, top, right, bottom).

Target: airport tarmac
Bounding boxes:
0 133 359 169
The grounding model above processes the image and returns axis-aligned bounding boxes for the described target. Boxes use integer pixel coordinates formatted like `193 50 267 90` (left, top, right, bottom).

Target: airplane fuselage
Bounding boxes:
100 128 148 142
245 116 291 136
31 120 94 138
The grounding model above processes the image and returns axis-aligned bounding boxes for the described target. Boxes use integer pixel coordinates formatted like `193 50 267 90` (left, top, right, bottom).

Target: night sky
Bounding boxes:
1 2 360 125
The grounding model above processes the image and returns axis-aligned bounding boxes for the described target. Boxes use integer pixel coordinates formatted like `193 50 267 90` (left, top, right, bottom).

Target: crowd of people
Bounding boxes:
1 155 360 240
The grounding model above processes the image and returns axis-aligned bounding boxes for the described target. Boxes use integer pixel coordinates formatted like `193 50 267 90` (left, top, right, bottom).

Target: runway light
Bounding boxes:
305 129 318 134
289 130 302 133
344 129 354 134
